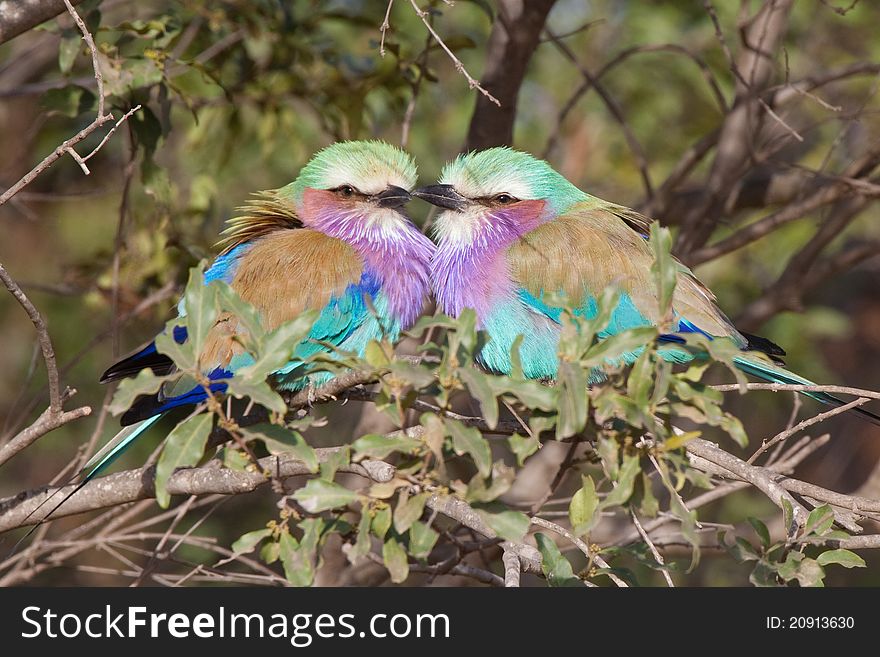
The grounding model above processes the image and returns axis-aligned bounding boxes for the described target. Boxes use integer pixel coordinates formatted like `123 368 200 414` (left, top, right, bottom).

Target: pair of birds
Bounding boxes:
91 140 877 479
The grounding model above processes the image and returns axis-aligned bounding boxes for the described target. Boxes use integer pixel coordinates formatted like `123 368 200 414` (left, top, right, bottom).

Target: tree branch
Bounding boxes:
0 263 91 467
0 448 395 534
464 0 556 150
0 0 88 45
0 0 138 207
685 438 809 534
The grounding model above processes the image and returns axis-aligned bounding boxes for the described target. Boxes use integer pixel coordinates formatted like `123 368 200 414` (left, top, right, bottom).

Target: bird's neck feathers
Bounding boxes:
431 244 513 320
431 202 549 320
301 187 434 328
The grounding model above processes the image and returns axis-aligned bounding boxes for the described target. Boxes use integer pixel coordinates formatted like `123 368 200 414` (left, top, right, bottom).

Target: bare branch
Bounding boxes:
0 0 139 206
409 0 499 107
685 438 809 534
747 397 870 464
379 0 394 57
0 0 88 45
0 448 395 534
630 510 675 587
501 548 520 587
0 263 91 467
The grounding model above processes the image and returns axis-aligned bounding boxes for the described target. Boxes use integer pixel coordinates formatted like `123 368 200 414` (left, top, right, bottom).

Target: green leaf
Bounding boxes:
782 498 795 536
42 85 95 117
320 445 350 481
459 367 499 429
108 368 170 415
382 536 409 584
231 528 271 555
260 541 280 565
637 472 660 518
408 521 439 560
388 361 435 389
501 378 557 411
750 560 781 587
181 266 219 363
649 223 677 319
720 413 748 449
237 310 318 381
347 510 373 564
58 31 80 73
804 504 835 537
556 361 588 439
351 432 423 459
155 318 197 371
445 419 492 478
569 475 599 535
225 378 287 415
535 533 580 587
626 349 654 406
221 448 249 471
597 437 619 480
507 433 540 466
478 509 530 543
729 536 760 562
292 479 359 513
241 423 317 472
777 550 802 580
154 413 213 508
663 430 701 451
795 557 825 587
601 453 641 508
371 506 392 540
816 549 866 569
462 462 514 503
214 281 264 348
748 517 771 549
583 327 657 368
393 491 429 534
279 529 313 587
364 340 391 367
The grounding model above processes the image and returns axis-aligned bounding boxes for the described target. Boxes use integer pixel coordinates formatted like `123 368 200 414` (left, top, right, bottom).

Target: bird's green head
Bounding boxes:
415 148 588 247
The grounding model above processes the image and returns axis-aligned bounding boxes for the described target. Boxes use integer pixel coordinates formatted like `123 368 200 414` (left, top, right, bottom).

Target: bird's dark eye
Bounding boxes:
336 185 355 197
494 193 515 204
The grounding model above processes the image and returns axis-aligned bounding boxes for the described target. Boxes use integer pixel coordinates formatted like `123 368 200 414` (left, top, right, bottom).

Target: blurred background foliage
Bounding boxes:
2 0 880 585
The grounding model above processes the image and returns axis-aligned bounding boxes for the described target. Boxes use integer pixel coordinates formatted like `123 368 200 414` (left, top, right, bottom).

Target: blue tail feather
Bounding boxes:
733 356 880 427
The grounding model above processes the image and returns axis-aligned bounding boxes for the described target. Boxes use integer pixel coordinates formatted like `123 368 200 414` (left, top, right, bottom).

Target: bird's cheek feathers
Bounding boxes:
300 188 412 230
433 199 549 246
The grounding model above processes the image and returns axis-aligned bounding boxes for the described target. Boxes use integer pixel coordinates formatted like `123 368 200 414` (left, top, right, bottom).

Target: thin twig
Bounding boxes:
748 397 870 464
0 0 137 205
379 0 395 56
408 0 500 106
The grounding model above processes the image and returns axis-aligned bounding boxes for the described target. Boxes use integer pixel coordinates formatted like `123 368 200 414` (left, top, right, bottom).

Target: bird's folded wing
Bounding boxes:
506 201 745 345
201 228 366 369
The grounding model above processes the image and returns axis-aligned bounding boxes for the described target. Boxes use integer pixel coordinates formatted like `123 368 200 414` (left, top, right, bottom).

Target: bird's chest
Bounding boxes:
479 300 561 378
432 247 562 378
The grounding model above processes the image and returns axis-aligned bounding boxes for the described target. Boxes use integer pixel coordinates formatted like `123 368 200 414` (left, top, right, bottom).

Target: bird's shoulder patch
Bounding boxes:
216 189 303 255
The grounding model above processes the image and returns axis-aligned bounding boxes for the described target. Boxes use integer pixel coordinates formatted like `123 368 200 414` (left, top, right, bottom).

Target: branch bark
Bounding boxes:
464 0 556 150
0 0 89 45
0 448 395 534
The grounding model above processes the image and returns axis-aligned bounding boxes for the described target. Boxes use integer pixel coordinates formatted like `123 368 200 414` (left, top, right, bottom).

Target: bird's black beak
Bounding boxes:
413 184 469 211
375 185 413 208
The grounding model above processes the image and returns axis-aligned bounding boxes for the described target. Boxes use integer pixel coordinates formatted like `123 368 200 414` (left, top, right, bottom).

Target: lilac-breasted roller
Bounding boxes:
89 140 434 477
416 147 879 424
